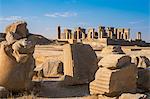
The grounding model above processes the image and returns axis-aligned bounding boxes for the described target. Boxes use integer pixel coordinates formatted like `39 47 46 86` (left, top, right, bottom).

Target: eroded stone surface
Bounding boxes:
5 21 29 44
90 64 137 97
119 93 147 99
98 54 131 69
101 46 125 55
0 21 35 91
137 68 150 91
63 43 98 85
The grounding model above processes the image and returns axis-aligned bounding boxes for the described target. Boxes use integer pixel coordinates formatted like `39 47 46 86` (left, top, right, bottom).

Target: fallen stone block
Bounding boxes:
63 43 98 85
90 64 137 97
34 60 63 77
101 46 125 55
138 56 150 68
98 54 131 69
132 56 150 68
119 93 147 99
137 68 150 91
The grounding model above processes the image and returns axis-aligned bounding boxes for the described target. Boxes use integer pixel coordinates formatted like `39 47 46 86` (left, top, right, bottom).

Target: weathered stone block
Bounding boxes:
42 60 63 77
119 93 147 99
90 64 137 96
98 54 131 69
137 68 150 91
0 42 35 91
5 21 29 44
63 43 98 85
101 46 125 55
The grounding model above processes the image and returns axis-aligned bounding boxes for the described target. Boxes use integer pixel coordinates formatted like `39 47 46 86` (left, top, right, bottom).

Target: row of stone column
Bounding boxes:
58 26 86 40
57 26 141 40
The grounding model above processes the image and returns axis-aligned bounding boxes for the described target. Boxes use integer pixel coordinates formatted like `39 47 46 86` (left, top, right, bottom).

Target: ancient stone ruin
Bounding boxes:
57 26 150 47
57 26 130 40
0 21 149 98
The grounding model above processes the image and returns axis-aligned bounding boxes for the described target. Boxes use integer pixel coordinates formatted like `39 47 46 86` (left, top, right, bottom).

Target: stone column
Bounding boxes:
65 32 68 39
114 28 117 39
68 32 71 39
117 28 123 39
82 32 85 39
98 29 101 39
98 27 101 39
127 29 130 40
124 29 130 40
70 32 72 39
87 31 91 39
106 27 110 38
77 30 79 40
91 28 94 39
57 26 61 39
72 32 74 39
107 28 114 39
98 26 106 38
91 32 94 39
68 30 72 39
110 27 114 39
117 31 120 39
137 32 142 40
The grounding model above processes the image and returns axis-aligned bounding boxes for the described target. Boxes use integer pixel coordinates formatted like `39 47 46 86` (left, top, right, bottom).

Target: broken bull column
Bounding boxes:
0 21 35 91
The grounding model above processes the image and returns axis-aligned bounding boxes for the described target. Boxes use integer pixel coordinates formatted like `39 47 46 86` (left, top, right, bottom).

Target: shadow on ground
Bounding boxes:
36 81 90 98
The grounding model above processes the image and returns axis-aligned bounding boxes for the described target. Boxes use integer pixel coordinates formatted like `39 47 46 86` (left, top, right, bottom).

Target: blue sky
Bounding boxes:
0 0 149 42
